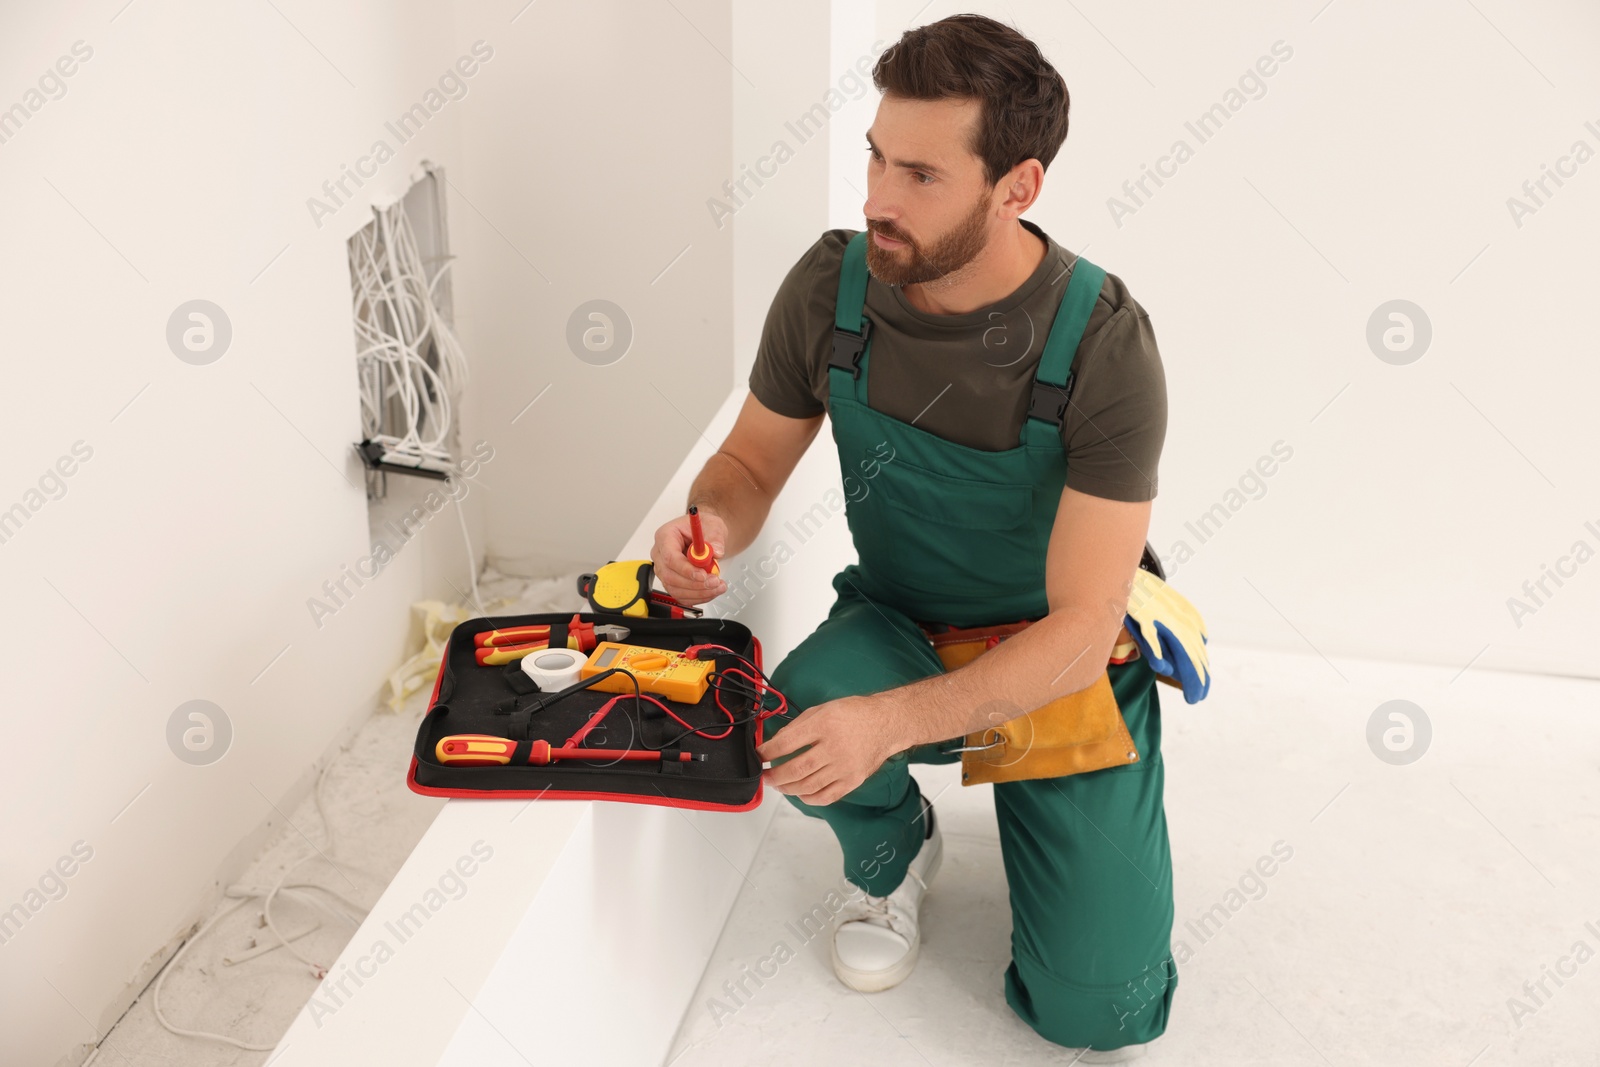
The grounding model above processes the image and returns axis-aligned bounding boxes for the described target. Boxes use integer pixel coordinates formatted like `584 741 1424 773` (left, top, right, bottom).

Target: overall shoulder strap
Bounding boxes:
1023 253 1107 447
827 231 872 404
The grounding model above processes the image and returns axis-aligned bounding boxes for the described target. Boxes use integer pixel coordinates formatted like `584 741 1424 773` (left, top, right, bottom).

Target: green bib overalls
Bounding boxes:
764 231 1178 1050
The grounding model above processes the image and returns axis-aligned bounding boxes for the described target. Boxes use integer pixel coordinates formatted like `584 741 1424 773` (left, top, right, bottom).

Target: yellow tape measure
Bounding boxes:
579 642 713 704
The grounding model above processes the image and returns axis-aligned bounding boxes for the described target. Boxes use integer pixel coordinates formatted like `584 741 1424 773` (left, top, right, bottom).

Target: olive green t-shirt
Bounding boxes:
748 218 1166 502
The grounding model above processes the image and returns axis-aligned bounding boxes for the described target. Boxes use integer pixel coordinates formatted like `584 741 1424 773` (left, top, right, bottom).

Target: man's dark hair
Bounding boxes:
872 14 1070 188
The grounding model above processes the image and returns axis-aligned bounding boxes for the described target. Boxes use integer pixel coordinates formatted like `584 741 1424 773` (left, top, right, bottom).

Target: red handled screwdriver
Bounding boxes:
686 505 720 576
435 735 704 766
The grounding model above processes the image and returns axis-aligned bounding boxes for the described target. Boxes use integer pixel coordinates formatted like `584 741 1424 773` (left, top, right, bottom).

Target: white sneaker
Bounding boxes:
830 799 943 992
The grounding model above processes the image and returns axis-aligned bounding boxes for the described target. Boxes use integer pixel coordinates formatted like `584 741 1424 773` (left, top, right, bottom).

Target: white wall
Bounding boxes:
862 0 1600 680
448 0 856 648
715 0 863 658
0 2 681 1063
448 0 736 581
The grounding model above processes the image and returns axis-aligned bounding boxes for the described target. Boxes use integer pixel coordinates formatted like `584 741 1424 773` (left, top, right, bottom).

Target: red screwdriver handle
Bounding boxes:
686 506 720 576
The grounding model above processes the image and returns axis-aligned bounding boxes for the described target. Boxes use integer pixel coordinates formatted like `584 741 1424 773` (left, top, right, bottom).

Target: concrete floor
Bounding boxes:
665 643 1600 1067
82 568 582 1067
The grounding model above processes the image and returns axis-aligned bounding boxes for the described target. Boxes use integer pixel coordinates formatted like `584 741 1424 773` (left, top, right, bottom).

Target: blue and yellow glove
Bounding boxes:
1124 568 1210 703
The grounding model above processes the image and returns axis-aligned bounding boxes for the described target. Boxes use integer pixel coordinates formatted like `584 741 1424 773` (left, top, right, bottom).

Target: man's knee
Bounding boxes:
767 594 940 720
768 646 841 717
1006 948 1178 1050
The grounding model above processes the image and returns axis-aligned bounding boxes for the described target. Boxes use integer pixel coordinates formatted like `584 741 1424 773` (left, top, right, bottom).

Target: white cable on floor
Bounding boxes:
137 758 373 1054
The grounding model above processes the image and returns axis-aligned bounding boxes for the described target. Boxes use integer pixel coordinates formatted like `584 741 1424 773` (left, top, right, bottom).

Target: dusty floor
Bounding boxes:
81 567 583 1067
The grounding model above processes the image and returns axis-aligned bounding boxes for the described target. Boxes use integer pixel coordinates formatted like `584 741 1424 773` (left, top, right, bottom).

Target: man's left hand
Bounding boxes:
756 694 902 806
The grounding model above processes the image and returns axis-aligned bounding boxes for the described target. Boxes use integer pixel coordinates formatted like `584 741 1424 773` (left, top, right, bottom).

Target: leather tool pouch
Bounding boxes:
919 621 1141 786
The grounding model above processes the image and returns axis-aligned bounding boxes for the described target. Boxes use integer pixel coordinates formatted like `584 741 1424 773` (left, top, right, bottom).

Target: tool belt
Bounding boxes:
918 619 1142 785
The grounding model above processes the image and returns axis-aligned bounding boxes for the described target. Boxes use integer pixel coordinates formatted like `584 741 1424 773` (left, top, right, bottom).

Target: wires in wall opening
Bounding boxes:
349 186 468 484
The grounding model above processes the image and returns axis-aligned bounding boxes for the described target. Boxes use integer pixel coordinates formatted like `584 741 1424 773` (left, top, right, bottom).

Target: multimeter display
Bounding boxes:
580 642 714 704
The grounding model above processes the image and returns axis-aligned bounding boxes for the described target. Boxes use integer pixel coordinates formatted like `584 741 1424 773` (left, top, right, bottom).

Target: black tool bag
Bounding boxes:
407 611 768 811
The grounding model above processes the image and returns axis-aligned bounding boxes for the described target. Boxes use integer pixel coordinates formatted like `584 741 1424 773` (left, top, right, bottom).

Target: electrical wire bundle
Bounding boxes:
349 194 468 476
694 642 788 734
347 186 484 610
94 761 376 1059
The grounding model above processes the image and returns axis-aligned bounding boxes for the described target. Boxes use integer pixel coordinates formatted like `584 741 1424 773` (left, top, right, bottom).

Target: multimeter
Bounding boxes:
579 642 714 704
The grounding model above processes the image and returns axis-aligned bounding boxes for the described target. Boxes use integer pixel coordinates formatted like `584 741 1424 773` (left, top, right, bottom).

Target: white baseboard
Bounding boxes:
267 791 779 1065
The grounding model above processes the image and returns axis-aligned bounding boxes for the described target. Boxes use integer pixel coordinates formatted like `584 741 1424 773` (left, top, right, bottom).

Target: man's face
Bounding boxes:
863 95 997 287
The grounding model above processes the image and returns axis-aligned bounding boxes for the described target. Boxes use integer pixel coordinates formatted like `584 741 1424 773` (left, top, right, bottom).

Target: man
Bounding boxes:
652 15 1174 1062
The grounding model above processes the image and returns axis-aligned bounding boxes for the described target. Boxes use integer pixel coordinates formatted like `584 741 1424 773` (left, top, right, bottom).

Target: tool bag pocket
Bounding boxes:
956 670 1140 785
407 611 767 811
920 620 1140 785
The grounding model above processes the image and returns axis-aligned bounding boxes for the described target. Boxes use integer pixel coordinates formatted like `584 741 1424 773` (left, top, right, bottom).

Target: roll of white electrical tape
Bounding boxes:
520 646 586 690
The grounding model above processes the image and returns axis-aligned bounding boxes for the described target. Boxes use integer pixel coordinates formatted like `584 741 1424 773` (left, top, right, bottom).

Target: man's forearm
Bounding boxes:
686 451 773 559
879 608 1122 750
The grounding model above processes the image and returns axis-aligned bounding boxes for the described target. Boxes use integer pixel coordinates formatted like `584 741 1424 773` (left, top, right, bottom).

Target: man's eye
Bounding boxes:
914 172 933 185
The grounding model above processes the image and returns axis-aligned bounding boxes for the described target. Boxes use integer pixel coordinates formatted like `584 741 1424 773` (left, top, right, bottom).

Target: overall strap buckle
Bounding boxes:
828 318 873 378
1026 373 1074 428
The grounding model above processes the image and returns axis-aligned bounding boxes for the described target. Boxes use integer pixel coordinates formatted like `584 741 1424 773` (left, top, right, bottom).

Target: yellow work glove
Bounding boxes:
1124 568 1210 703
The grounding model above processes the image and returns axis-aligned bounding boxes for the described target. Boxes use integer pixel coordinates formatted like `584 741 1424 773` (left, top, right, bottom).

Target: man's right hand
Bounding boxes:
652 508 730 606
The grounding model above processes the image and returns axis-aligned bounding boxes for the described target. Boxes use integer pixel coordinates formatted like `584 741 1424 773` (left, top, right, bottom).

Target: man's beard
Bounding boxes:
865 193 992 287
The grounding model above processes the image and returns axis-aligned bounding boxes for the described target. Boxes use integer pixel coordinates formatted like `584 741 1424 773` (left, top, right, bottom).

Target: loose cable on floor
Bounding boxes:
117 758 376 1056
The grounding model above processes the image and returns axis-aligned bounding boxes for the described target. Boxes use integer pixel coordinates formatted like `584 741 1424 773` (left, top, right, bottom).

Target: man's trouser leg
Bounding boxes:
767 578 1178 1051
764 572 949 898
997 658 1177 1051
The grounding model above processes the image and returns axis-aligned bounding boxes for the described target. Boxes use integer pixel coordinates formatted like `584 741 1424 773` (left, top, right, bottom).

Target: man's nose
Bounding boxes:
863 180 894 225
864 199 898 227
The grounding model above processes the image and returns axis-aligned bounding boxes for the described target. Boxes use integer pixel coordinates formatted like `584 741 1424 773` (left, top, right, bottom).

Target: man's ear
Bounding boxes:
999 158 1044 219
